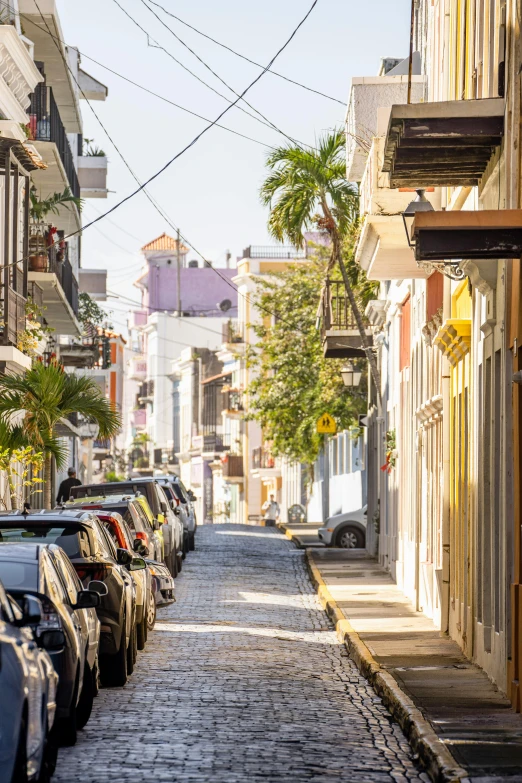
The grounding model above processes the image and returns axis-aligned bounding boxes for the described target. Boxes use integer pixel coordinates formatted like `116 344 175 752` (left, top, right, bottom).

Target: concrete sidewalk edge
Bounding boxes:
304 548 469 783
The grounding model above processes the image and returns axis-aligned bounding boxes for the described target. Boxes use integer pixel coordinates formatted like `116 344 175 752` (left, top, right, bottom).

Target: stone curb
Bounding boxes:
303 547 469 783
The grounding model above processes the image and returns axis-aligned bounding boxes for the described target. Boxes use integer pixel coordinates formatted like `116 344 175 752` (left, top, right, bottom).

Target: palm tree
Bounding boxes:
0 361 121 508
260 129 381 397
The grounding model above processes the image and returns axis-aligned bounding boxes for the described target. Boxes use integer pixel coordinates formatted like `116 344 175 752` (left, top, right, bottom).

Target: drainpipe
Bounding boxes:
441 273 452 635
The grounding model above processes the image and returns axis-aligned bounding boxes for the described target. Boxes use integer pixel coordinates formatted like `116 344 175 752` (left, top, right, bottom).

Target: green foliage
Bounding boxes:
0 422 45 510
83 138 106 157
78 293 107 329
30 186 83 222
105 470 123 482
247 251 367 467
260 129 358 247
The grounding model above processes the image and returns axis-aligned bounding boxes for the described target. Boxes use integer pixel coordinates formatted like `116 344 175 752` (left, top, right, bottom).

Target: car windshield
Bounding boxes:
0 560 38 590
0 526 89 559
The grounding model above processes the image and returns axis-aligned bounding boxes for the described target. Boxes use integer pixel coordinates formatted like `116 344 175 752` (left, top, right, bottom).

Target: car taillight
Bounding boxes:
135 531 148 542
174 497 180 507
37 598 62 635
74 563 112 587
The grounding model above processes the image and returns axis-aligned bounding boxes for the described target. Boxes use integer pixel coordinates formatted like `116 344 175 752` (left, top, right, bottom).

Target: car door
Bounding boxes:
51 549 97 676
95 520 134 646
156 484 181 552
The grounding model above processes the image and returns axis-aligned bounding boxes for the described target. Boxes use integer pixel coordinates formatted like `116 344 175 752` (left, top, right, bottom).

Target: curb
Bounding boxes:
304 548 469 783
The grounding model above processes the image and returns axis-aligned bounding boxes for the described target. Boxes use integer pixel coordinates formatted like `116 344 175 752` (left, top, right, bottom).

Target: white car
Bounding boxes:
318 506 367 548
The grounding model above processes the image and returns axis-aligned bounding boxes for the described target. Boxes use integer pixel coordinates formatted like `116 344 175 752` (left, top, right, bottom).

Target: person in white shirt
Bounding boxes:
262 494 280 527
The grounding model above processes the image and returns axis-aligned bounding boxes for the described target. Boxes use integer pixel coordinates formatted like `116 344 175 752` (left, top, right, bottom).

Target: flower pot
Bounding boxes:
29 253 48 272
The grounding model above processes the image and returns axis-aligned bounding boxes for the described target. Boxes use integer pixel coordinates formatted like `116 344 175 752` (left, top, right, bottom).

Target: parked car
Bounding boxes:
70 481 183 576
0 511 145 690
0 580 58 783
95 509 153 650
0 542 102 747
65 494 163 565
146 559 175 613
154 476 197 553
317 506 367 549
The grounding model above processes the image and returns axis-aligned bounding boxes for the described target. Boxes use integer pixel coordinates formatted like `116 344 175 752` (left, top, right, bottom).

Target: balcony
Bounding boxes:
129 355 147 381
28 228 80 335
355 137 440 280
0 23 43 125
138 380 154 404
59 336 99 369
242 245 307 259
222 388 244 419
251 446 281 479
321 279 372 359
28 82 81 233
221 454 244 482
77 155 108 198
222 319 244 346
192 433 228 454
132 409 147 429
382 98 504 189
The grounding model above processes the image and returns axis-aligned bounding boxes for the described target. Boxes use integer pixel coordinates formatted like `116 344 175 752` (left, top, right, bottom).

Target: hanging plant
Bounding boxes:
381 429 397 474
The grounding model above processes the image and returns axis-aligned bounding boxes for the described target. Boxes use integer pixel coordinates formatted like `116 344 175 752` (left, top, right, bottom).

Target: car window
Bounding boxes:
90 520 112 558
52 551 79 605
43 558 68 606
174 480 190 502
102 519 121 549
156 485 170 511
94 520 118 558
0 560 39 591
61 556 84 593
0 525 91 559
134 501 154 529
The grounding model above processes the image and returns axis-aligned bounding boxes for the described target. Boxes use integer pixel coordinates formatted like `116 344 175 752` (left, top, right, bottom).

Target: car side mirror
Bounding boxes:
153 518 161 531
188 490 196 502
15 594 42 626
133 539 149 557
129 556 147 572
116 548 133 566
87 580 108 597
40 629 65 651
73 590 100 610
160 500 168 513
169 499 176 511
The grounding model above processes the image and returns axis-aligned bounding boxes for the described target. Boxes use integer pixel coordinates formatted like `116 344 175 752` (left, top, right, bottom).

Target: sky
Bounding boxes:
57 0 411 332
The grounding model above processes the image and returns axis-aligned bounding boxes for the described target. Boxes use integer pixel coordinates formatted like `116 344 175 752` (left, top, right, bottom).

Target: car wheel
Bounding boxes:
92 656 100 697
177 550 183 573
335 526 365 549
189 531 195 551
12 711 28 783
38 712 57 783
168 549 178 578
100 620 128 688
137 613 147 650
76 663 94 730
182 533 189 559
146 589 157 631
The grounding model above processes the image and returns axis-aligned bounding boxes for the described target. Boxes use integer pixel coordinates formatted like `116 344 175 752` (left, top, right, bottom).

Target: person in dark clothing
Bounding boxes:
56 467 82 504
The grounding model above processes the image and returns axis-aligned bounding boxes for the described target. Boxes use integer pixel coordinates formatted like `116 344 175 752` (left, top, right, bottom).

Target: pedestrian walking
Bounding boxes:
262 494 280 527
56 467 82 504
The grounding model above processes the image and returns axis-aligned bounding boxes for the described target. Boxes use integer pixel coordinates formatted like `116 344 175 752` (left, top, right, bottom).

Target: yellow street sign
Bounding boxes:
316 413 336 434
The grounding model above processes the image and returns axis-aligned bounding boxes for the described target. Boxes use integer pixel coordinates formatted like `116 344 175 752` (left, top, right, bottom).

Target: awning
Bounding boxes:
412 210 522 261
0 138 47 174
201 370 232 385
382 98 504 188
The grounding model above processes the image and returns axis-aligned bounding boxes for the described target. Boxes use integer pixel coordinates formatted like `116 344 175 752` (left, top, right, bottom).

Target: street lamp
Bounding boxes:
341 363 362 388
402 189 434 249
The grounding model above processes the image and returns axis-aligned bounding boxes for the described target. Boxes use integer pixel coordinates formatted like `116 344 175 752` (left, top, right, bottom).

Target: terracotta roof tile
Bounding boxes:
141 232 189 253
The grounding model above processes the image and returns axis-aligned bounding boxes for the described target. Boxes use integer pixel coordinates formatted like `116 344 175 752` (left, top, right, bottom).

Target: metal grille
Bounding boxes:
322 279 361 331
243 245 307 259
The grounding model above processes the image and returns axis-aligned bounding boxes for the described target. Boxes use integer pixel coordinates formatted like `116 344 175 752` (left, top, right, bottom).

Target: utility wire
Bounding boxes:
138 0 308 149
111 0 303 145
16 7 274 150
148 0 346 106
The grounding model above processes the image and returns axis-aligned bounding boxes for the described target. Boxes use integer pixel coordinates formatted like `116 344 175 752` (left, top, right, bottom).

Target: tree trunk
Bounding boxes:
43 450 52 509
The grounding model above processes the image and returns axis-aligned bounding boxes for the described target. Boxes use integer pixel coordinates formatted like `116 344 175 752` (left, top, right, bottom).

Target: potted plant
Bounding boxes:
28 187 83 271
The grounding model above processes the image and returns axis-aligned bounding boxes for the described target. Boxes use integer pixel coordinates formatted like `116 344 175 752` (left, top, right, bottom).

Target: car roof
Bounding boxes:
66 495 137 506
0 542 42 560
0 510 98 526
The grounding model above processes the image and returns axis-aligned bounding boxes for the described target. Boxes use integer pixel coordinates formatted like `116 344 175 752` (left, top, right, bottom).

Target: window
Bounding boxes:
426 272 443 322
0 561 38 591
0 526 91 559
96 521 118 558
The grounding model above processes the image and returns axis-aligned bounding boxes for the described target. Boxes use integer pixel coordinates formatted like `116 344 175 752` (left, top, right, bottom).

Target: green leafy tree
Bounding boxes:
260 129 381 397
247 253 367 468
0 361 121 508
30 186 83 221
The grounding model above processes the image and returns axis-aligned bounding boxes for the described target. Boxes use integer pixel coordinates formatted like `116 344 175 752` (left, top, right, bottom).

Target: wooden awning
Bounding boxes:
0 138 46 174
412 210 522 261
201 370 232 385
382 98 504 188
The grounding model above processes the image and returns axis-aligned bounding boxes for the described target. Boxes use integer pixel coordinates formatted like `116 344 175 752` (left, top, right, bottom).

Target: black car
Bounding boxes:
0 542 101 746
0 511 146 690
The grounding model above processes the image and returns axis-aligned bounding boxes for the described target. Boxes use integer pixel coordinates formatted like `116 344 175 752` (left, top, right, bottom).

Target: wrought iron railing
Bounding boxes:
222 319 244 344
322 279 363 332
29 81 81 199
2 288 25 346
252 447 277 470
222 389 243 413
242 245 307 259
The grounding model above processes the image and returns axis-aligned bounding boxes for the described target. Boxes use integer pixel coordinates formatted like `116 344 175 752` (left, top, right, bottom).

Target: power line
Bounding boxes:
112 0 300 144
138 0 307 149
148 0 345 106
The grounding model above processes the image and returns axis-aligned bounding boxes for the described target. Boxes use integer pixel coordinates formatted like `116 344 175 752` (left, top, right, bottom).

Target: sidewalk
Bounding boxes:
304 547 522 782
279 522 324 547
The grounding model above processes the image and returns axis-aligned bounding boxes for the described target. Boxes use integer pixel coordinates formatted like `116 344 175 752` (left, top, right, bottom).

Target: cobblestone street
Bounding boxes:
54 525 426 782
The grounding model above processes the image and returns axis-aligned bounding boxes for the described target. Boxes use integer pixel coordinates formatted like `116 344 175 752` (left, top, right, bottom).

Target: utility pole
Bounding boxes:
176 227 181 315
